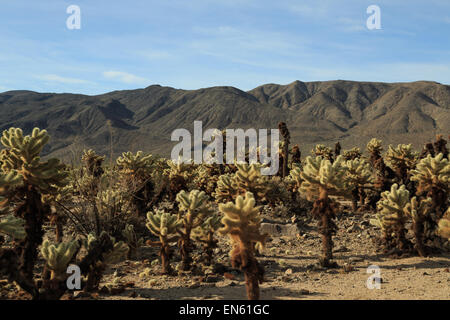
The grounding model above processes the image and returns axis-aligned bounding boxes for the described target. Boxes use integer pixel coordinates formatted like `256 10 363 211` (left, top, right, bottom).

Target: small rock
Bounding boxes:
260 223 300 238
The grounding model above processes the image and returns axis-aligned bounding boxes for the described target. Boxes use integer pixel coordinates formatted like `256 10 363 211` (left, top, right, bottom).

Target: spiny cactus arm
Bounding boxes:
1 128 50 163
404 197 432 221
410 153 450 187
218 193 265 243
41 239 79 276
146 210 182 238
0 215 26 239
367 138 383 153
299 156 349 199
176 189 213 228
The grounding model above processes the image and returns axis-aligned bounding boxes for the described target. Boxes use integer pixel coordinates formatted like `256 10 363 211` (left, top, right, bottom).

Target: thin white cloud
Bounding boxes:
103 71 149 84
35 74 92 84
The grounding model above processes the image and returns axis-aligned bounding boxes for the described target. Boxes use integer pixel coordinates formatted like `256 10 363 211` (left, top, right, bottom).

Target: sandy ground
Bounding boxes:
1 206 449 300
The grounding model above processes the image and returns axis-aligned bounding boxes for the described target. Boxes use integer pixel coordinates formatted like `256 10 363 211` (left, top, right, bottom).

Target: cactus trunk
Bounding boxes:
313 187 338 268
412 216 427 257
231 236 264 300
160 242 172 274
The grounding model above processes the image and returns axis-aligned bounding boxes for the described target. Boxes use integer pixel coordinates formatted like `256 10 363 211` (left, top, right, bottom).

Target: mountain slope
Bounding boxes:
0 80 449 160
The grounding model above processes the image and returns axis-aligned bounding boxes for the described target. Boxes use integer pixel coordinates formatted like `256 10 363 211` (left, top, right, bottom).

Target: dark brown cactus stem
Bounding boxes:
201 232 218 266
278 122 290 178
334 142 341 158
160 243 172 275
15 185 50 283
313 187 338 268
178 232 193 271
412 216 427 257
230 237 264 300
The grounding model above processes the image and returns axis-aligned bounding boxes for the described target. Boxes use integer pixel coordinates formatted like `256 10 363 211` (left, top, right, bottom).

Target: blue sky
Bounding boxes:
1 0 449 95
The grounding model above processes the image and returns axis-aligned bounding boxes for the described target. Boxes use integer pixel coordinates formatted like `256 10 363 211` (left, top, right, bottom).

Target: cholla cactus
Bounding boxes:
344 158 373 211
264 176 291 207
299 155 349 267
410 153 449 216
81 232 128 290
219 192 267 300
116 151 153 175
1 127 68 193
311 144 333 161
342 147 362 160
385 144 418 183
214 174 238 203
164 159 193 201
146 209 182 274
116 151 155 215
300 156 349 201
234 163 269 204
437 208 450 240
0 127 68 288
374 184 412 253
122 224 144 259
0 170 22 207
176 189 213 270
82 149 105 177
41 239 79 280
278 122 290 178
405 197 432 256
288 166 303 193
367 138 383 157
0 215 25 240
192 213 223 265
192 165 219 195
